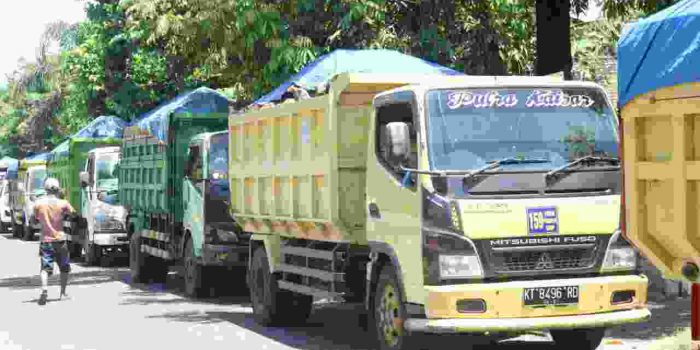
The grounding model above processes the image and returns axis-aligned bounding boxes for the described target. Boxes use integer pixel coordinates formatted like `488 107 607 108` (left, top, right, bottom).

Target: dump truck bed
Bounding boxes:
48 138 122 215
228 73 455 243
120 115 228 220
621 81 700 279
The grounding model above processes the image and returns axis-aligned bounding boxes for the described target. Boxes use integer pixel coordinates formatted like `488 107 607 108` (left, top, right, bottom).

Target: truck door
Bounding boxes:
83 153 96 243
365 91 424 303
183 141 205 257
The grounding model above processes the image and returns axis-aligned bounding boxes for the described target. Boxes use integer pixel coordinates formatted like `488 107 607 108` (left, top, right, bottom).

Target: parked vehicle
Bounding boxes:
10 154 49 240
0 157 16 232
125 87 249 298
78 146 128 265
230 72 650 350
616 0 700 284
47 116 126 257
0 179 10 232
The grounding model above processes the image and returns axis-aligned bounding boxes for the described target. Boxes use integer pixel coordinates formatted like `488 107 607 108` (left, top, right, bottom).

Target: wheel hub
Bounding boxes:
378 284 402 346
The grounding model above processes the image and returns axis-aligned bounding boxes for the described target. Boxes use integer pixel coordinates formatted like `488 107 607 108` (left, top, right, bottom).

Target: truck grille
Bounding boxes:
491 247 597 272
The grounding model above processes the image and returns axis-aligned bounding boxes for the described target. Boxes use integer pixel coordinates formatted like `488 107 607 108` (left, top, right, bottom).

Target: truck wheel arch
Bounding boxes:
249 234 281 274
366 241 407 311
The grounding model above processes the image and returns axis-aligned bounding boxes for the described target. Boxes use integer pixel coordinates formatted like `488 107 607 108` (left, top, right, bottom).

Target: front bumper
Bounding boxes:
92 232 128 246
408 274 649 334
200 244 249 266
405 308 651 334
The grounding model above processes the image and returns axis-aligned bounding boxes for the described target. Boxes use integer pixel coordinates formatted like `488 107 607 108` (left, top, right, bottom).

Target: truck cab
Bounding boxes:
79 146 128 265
22 165 48 240
181 130 249 293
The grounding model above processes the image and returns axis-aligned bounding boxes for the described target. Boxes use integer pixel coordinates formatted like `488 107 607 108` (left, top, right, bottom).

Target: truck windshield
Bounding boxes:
208 133 228 180
425 88 618 172
28 168 47 194
96 153 119 203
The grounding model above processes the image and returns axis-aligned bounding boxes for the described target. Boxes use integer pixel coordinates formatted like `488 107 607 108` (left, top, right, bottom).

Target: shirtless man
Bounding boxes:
34 177 75 305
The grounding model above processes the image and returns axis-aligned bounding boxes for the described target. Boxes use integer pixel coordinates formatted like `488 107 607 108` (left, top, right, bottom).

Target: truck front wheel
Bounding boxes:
550 328 605 350
373 263 414 350
21 223 33 241
249 246 312 326
184 238 212 298
83 235 100 266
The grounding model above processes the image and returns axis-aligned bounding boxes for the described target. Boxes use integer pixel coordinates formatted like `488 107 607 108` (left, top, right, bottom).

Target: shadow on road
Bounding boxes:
607 298 690 340
0 269 127 290
143 301 560 350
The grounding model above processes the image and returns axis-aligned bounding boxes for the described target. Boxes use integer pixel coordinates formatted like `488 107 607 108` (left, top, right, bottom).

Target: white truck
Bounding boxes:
0 179 11 232
79 146 128 265
21 165 48 241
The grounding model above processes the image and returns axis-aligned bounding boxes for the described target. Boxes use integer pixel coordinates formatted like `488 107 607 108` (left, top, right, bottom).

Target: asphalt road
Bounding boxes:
0 232 690 350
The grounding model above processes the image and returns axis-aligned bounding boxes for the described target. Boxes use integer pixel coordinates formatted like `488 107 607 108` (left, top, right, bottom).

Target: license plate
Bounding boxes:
523 286 579 306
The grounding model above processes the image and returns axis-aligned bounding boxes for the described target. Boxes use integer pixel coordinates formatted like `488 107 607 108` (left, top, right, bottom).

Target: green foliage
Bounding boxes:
0 0 684 155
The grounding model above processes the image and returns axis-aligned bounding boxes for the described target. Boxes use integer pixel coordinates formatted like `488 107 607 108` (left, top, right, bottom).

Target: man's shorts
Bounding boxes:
39 241 71 275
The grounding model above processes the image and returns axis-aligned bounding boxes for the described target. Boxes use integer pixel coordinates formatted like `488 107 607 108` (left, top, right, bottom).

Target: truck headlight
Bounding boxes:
438 255 482 279
423 228 483 283
601 230 637 271
211 228 238 243
94 204 126 232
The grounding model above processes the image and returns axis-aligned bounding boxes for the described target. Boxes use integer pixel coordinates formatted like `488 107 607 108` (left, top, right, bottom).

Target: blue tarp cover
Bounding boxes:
252 49 464 106
131 87 230 142
24 152 50 162
0 157 18 180
50 115 128 158
617 0 700 107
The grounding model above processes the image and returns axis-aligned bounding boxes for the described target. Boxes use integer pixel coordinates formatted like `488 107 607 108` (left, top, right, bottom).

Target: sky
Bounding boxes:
0 0 603 88
0 0 87 86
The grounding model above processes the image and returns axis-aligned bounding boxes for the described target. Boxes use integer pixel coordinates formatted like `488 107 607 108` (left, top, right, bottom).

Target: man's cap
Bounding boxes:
44 177 60 192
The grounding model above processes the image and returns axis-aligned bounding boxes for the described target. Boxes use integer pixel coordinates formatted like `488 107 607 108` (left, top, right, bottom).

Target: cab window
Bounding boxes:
374 92 419 189
186 145 203 181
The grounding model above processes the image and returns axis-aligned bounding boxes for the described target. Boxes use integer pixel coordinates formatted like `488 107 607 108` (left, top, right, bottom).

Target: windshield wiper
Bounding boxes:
399 157 549 179
462 157 550 181
544 155 620 183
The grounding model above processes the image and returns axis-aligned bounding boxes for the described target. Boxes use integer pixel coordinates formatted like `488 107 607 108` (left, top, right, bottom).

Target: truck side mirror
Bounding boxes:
381 122 411 167
79 171 90 188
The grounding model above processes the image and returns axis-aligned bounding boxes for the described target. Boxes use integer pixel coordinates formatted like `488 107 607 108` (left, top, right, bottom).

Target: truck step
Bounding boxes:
277 263 345 282
280 245 335 260
277 280 343 299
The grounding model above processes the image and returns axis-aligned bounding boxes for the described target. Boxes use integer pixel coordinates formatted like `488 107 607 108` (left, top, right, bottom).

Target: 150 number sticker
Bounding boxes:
526 206 558 235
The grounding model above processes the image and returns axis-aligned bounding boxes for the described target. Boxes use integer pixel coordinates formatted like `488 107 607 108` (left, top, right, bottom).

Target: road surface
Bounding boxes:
0 232 689 350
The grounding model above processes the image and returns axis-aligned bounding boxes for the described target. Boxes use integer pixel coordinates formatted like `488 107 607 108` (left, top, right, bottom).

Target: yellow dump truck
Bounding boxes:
230 73 650 350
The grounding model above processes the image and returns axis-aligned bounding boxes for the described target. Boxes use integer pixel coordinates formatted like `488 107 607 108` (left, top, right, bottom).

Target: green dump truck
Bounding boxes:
231 73 649 350
48 136 123 256
124 88 249 298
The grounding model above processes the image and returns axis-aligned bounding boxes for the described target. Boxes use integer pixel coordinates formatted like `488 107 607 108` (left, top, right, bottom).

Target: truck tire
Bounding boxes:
249 246 313 326
21 223 33 241
550 328 605 350
12 222 20 238
83 236 100 266
184 238 211 298
373 263 414 350
129 232 149 283
129 232 169 284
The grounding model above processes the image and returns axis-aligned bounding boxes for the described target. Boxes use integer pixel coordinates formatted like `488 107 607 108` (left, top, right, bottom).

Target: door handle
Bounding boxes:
368 203 381 219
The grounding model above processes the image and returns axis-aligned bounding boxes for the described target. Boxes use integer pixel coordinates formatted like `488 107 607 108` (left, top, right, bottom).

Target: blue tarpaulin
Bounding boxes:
131 87 230 142
252 49 464 106
0 157 18 180
25 152 50 162
50 115 128 159
617 0 700 108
